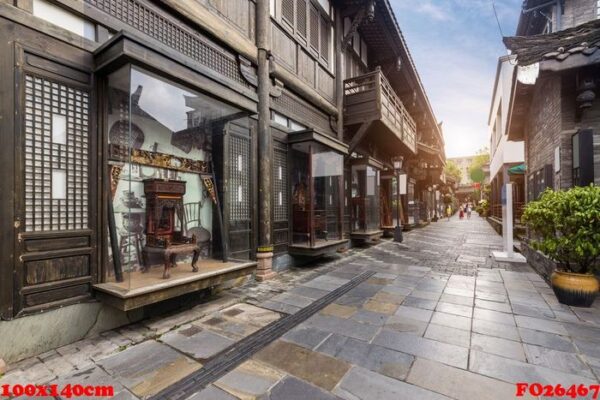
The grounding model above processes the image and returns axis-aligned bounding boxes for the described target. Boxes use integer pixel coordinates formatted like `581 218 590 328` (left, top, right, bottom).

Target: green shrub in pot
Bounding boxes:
522 185 600 306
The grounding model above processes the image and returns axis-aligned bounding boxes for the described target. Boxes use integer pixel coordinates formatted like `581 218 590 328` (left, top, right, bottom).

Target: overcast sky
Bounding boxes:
392 0 522 158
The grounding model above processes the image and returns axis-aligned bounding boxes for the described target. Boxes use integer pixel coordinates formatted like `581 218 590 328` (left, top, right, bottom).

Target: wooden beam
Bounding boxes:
347 121 373 155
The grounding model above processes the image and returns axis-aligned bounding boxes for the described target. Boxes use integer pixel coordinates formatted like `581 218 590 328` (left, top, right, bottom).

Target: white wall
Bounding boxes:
489 56 525 180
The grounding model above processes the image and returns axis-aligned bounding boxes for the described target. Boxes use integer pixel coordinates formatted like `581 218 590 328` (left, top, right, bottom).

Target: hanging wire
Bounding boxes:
491 0 516 61
491 0 505 38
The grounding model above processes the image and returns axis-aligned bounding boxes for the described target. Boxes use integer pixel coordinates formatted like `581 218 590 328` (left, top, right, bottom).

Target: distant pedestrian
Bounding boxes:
446 205 452 221
459 206 464 220
467 204 472 219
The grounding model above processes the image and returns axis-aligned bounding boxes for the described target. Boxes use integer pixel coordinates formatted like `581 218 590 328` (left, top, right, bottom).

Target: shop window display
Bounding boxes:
351 164 381 232
290 141 344 248
105 65 244 285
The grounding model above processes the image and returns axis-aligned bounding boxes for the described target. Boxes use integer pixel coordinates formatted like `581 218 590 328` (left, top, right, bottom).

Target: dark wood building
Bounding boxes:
0 0 444 363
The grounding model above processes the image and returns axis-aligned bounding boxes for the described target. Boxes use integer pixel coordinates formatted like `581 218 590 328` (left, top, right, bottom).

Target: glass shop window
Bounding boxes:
351 165 380 232
290 142 343 247
105 65 244 289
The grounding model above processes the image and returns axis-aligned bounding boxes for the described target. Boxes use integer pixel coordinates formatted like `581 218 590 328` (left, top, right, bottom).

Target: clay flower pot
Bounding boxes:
551 270 599 307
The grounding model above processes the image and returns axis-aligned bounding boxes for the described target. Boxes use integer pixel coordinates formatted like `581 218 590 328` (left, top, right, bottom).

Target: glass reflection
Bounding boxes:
105 65 245 286
351 165 380 232
291 142 343 248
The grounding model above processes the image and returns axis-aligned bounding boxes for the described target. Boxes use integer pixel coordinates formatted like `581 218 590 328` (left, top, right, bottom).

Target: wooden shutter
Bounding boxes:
309 5 319 51
296 0 307 37
282 0 295 25
320 15 329 62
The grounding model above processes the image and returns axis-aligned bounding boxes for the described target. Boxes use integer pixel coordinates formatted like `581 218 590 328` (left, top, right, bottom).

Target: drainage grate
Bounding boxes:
150 270 376 400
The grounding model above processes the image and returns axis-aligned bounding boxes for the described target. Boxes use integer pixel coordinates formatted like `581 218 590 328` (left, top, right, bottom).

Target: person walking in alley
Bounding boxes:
467 203 472 219
459 205 464 220
446 205 452 221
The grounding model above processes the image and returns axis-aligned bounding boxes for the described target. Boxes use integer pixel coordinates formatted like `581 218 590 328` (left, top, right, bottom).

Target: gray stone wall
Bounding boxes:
561 0 597 30
0 303 143 364
521 241 556 282
526 76 562 192
526 73 600 193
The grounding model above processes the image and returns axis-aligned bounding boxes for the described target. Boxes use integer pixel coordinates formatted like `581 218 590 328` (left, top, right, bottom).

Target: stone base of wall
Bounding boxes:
0 274 250 365
520 241 556 282
0 302 144 364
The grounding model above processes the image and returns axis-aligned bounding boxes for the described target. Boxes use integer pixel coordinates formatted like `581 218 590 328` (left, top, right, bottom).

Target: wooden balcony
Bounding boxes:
344 70 417 154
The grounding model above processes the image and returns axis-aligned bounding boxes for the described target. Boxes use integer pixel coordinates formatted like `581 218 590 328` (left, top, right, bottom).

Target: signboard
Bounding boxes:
399 173 407 195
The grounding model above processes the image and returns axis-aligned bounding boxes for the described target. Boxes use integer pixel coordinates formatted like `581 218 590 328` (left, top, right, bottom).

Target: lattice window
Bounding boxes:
24 74 89 232
272 91 332 135
229 134 250 221
273 146 288 222
309 5 319 51
282 0 294 25
296 0 307 37
85 0 248 87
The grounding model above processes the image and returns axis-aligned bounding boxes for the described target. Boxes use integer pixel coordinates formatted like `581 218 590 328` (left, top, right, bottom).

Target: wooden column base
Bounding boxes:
255 252 276 281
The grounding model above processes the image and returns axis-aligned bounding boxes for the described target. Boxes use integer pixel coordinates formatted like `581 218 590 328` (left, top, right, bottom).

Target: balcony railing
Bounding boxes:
344 70 417 153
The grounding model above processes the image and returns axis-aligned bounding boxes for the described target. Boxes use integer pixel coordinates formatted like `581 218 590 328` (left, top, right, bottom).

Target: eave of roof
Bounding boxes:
504 18 600 66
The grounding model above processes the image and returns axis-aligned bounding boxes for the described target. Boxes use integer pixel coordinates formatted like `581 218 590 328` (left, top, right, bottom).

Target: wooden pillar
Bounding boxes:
335 7 344 141
255 0 275 280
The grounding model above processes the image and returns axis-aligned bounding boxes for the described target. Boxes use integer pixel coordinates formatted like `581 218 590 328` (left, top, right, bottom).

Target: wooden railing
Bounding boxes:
344 70 417 153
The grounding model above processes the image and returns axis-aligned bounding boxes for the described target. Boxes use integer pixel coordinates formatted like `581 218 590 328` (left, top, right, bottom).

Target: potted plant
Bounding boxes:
522 186 600 307
477 199 489 217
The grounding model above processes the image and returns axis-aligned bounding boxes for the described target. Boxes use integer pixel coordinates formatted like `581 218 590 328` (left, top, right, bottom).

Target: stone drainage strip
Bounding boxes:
149 271 376 400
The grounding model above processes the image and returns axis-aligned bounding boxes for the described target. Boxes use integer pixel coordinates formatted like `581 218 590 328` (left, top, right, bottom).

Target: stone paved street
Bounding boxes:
2 215 600 399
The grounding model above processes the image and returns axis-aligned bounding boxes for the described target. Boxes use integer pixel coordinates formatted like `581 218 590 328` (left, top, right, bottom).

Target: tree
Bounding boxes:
469 148 490 184
444 160 462 183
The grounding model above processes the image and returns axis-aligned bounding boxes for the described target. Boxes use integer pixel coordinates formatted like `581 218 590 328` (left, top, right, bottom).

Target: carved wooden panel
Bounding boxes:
24 74 89 232
85 0 249 86
24 284 90 307
25 255 90 285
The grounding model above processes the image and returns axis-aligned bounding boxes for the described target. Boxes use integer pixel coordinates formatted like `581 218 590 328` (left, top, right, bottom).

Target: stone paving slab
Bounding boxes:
334 366 451 400
254 340 350 391
316 333 414 380
97 340 201 398
407 358 537 400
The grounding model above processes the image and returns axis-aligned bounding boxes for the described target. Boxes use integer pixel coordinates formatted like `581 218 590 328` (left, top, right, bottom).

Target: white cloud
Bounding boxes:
416 1 453 21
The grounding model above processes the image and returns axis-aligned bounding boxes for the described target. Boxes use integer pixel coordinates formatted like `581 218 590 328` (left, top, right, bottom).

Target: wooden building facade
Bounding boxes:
0 0 444 362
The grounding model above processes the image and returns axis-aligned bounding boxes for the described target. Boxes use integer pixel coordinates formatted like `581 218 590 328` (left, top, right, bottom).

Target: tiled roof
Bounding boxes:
504 19 600 66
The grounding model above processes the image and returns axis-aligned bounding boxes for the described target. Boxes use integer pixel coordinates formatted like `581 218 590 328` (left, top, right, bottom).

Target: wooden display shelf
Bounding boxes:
350 230 384 243
288 239 349 257
94 259 256 311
